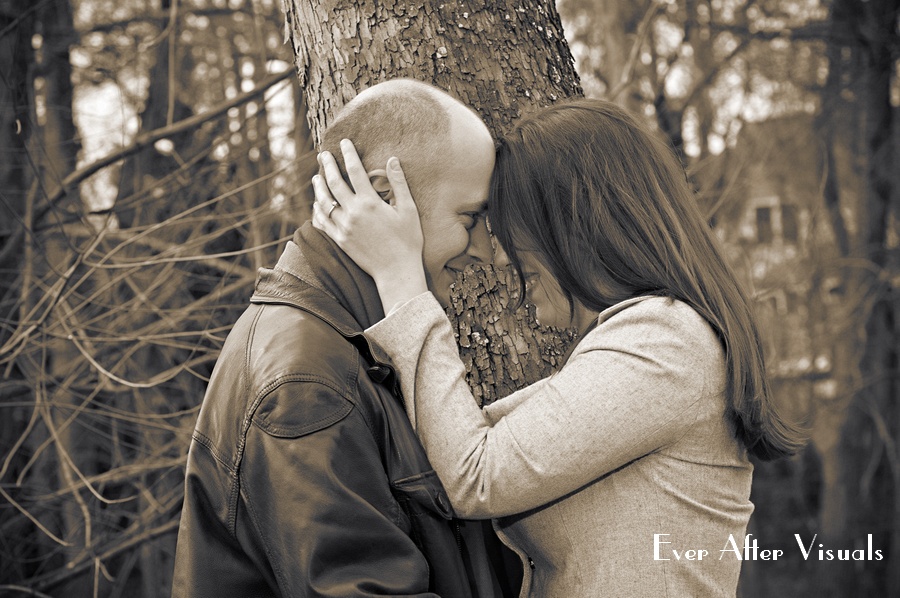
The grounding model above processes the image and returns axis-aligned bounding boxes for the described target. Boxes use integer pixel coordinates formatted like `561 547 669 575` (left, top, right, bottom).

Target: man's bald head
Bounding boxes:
318 79 496 307
319 79 486 210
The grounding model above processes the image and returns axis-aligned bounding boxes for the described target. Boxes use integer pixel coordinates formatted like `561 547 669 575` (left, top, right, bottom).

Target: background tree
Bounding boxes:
820 1 899 594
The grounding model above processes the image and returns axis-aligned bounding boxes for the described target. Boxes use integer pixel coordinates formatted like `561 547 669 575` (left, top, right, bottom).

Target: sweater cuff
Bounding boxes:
365 291 448 427
365 291 445 353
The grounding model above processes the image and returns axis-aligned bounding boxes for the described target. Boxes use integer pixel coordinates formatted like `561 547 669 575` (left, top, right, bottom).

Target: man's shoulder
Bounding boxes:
207 300 362 415
206 301 364 441
246 302 360 392
192 301 374 472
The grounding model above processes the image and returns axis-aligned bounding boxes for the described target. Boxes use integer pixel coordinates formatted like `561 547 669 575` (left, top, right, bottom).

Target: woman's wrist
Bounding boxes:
375 267 428 316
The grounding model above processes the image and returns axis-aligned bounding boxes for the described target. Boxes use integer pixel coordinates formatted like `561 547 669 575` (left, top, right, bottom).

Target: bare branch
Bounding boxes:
707 20 832 42
79 7 245 35
0 585 56 598
35 69 293 223
29 517 181 592
609 1 665 100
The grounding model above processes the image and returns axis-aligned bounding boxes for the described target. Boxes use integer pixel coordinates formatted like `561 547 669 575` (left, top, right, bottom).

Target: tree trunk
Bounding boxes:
0 0 91 589
114 0 194 229
281 0 583 402
0 0 34 318
34 0 80 203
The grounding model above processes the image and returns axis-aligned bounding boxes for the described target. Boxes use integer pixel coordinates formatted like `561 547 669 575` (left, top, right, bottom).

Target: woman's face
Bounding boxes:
517 251 599 333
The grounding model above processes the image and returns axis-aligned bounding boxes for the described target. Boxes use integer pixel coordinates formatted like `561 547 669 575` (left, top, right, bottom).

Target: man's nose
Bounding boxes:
466 216 494 264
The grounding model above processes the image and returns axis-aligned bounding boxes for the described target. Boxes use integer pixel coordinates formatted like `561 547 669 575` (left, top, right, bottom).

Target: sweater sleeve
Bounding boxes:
365 292 725 519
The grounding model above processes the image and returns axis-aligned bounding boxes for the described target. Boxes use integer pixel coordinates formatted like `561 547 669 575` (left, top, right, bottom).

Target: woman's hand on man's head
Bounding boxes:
312 138 429 315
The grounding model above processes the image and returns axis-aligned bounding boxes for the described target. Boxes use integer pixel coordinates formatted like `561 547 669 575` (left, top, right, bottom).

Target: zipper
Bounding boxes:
453 520 464 554
492 521 531 598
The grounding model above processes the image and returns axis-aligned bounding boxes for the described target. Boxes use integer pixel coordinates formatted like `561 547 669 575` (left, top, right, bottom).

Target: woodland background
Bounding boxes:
0 0 898 596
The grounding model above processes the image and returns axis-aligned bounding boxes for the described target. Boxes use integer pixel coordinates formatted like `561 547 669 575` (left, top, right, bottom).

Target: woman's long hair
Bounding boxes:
489 98 804 460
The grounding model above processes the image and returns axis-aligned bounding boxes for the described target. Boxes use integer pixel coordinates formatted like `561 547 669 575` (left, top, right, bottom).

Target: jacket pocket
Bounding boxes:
252 378 354 438
392 470 455 519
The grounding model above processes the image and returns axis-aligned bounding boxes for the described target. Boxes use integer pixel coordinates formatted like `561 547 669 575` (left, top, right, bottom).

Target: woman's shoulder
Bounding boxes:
599 294 711 327
564 295 727 412
583 295 723 361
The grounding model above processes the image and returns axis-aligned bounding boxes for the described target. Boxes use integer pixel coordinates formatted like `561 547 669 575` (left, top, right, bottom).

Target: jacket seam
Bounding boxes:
251 287 354 340
227 305 265 536
346 346 359 410
191 430 234 474
255 373 354 404
352 353 381 435
239 477 295 597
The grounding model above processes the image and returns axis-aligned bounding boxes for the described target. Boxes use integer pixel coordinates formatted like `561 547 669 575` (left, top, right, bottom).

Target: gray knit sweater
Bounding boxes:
366 293 754 598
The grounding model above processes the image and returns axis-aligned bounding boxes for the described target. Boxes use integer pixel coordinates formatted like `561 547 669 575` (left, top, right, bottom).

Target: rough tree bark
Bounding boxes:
280 0 583 403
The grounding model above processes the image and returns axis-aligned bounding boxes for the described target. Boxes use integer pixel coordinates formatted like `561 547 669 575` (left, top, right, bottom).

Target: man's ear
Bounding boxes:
368 169 394 203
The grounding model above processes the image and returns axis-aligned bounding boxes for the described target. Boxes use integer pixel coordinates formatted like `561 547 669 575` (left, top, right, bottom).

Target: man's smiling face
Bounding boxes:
418 114 495 307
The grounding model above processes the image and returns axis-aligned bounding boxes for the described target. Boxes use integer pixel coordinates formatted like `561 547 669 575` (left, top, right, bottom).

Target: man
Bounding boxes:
172 79 515 597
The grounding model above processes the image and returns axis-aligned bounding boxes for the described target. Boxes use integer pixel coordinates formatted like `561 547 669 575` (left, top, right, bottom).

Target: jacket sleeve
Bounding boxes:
239 378 439 597
365 293 726 520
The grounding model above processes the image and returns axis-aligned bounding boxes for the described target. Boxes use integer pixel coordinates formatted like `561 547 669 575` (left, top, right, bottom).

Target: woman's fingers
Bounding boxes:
318 150 354 203
309 151 425 285
311 199 327 231
312 174 342 222
386 157 413 211
339 139 372 198
386 157 424 247
312 197 344 241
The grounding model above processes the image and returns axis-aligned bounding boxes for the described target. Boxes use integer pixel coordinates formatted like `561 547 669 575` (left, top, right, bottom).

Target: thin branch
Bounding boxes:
84 235 289 270
75 228 259 279
0 485 72 547
29 457 185 502
0 226 109 361
59 314 218 390
681 37 750 111
166 0 179 127
1 227 109 367
609 1 665 100
0 0 55 41
30 517 180 592
0 585 56 598
82 166 287 270
707 20 832 42
34 69 293 222
0 394 40 480
79 7 242 34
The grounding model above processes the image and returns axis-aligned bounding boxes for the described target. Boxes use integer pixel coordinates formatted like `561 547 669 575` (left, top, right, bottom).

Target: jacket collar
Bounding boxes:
250 223 395 366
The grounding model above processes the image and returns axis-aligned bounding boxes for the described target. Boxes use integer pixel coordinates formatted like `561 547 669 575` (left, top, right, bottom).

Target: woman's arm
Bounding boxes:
367 293 724 519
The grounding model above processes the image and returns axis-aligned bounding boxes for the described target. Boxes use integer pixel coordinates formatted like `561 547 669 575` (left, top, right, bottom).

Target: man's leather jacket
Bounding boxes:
172 232 482 597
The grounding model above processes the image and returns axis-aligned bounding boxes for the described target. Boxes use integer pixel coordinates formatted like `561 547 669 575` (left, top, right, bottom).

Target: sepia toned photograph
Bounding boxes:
1 0 897 596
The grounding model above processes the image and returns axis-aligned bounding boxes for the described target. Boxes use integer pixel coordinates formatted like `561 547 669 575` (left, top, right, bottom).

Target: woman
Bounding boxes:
312 99 802 597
